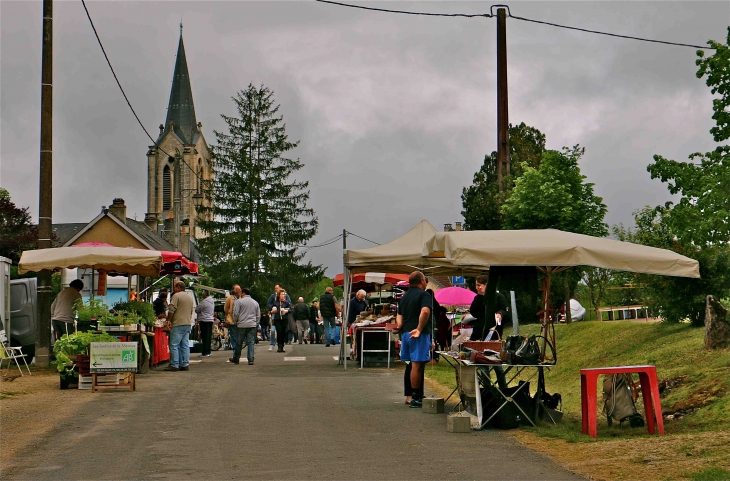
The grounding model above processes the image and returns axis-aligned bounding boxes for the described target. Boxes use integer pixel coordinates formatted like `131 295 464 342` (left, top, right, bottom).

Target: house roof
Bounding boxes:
51 223 88 247
125 218 175 251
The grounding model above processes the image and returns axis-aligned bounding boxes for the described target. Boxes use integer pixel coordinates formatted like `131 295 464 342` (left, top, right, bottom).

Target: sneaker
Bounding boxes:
409 398 423 408
164 366 179 372
248 361 254 365
227 358 239 365
268 345 274 351
325 343 331 347
179 366 189 371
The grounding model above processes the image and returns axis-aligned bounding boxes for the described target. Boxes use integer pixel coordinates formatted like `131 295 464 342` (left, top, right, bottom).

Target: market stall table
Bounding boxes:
438 351 555 429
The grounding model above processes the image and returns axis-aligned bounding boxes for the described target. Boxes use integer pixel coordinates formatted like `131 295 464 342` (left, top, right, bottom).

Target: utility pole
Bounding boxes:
173 155 181 252
341 229 347 368
35 0 53 368
496 7 509 192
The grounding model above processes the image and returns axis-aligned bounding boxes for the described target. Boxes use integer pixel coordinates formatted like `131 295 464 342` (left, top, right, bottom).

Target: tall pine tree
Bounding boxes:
197 84 323 300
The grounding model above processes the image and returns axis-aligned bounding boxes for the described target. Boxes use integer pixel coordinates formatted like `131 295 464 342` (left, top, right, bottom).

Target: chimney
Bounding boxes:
109 198 127 224
444 223 453 232
455 222 462 231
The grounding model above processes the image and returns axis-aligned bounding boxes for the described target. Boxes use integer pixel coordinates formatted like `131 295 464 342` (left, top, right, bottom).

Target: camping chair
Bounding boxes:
0 330 32 377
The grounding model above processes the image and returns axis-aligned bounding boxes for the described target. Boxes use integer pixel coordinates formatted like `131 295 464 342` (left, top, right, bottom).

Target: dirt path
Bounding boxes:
0 370 96 477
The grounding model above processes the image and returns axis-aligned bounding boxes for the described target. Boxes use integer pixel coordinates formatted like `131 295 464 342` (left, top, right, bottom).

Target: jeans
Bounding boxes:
323 317 336 345
296 320 309 342
233 327 256 363
269 325 276 346
199 321 213 355
229 325 237 352
169 324 191 368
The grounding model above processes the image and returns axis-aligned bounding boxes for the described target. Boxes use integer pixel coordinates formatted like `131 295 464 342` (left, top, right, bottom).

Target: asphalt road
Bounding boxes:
7 343 583 480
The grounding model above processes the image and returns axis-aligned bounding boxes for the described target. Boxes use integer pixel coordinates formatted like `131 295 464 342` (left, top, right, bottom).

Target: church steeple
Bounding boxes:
163 26 197 144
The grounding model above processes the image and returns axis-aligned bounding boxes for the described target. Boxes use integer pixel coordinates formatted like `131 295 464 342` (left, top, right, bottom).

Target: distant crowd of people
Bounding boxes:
153 282 364 370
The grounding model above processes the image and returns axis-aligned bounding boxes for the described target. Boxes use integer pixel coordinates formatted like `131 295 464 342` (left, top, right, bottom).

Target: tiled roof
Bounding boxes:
51 223 88 247
125 218 175 251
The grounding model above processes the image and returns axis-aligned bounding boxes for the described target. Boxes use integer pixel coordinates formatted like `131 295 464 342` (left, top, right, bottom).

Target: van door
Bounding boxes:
10 278 37 348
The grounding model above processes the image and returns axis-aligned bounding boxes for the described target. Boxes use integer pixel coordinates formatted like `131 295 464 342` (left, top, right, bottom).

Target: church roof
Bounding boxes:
163 27 197 145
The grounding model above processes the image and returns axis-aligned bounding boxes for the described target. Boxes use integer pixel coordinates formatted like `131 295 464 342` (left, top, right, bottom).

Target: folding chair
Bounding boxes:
0 330 32 376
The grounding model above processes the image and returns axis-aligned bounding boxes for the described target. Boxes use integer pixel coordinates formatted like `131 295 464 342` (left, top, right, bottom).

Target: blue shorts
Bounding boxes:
400 332 432 363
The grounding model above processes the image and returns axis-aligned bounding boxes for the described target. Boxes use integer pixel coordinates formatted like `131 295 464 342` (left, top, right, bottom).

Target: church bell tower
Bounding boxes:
145 24 212 257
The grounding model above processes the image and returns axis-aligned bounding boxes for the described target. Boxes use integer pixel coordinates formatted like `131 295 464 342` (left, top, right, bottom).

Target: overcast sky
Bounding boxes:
2 1 728 276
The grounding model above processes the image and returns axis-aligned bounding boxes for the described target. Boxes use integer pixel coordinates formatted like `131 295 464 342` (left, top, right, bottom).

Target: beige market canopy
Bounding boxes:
344 220 483 276
18 246 164 278
423 229 700 278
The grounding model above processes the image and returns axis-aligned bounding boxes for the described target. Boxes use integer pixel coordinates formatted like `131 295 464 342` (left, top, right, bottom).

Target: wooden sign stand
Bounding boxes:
91 372 136 392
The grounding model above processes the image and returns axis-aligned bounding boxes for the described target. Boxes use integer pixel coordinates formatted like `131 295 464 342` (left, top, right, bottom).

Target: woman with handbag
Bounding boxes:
271 290 292 353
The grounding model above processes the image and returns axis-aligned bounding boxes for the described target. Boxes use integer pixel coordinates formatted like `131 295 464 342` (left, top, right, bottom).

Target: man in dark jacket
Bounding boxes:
348 289 369 326
319 287 339 347
293 297 310 344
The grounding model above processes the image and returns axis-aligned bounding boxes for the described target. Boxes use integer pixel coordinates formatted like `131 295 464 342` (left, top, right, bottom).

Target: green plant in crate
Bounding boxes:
53 331 119 378
74 298 111 323
113 301 155 326
114 309 141 326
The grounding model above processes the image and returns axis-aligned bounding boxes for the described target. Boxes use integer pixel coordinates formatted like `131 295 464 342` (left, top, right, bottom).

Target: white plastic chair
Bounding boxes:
0 330 32 376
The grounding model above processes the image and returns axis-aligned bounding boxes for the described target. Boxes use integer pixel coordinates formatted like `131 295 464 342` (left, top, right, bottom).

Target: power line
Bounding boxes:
80 0 206 181
315 0 491 18
297 234 344 250
509 14 716 50
315 0 716 50
346 231 380 245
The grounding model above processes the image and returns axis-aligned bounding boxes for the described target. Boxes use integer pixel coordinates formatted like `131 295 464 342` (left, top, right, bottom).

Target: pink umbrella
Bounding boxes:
434 286 476 306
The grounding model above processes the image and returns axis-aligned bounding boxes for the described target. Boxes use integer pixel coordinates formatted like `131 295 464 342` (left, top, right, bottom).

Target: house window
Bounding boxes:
163 165 171 210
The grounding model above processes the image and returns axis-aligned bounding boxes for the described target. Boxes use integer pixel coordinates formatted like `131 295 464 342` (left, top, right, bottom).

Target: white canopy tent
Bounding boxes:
341 222 701 368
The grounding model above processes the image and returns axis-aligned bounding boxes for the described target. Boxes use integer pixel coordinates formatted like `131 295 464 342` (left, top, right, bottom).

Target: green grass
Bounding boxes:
426 321 730 442
688 467 730 481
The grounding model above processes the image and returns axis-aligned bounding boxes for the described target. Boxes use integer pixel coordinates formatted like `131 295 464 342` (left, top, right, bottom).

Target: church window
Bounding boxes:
197 159 203 193
163 165 172 210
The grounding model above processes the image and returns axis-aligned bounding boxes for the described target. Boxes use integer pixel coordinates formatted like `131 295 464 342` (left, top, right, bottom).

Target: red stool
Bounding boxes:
580 365 664 439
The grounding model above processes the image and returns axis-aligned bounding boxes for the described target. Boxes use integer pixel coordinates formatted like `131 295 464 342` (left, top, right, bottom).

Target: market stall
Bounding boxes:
342 220 701 428
18 246 165 388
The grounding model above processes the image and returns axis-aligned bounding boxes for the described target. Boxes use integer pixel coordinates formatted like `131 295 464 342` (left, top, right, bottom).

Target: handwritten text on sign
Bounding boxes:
90 342 138 372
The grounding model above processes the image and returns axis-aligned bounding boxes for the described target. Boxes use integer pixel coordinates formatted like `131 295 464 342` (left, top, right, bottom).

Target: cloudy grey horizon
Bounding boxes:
2 1 728 277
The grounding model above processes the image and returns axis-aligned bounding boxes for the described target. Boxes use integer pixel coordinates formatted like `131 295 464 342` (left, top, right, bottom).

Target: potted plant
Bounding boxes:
53 331 118 389
74 299 111 331
113 301 154 331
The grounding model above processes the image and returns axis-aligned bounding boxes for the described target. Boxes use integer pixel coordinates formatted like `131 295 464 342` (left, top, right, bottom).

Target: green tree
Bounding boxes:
634 29 730 325
647 28 730 247
613 207 730 326
501 146 608 322
501 146 608 236
0 188 38 273
197 84 324 301
461 123 546 230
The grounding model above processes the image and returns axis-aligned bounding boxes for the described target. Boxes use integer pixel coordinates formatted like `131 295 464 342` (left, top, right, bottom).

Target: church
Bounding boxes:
143 25 212 258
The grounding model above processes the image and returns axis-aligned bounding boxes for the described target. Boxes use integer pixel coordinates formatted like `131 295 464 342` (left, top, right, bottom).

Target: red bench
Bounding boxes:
580 365 664 439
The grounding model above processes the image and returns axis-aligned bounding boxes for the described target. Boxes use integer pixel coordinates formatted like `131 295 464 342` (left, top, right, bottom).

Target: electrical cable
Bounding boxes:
296 234 344 250
346 231 380 245
80 0 206 182
509 13 716 50
315 0 491 18
315 0 716 50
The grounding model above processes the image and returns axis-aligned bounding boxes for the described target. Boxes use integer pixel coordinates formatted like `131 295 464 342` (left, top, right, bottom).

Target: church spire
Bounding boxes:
164 27 197 144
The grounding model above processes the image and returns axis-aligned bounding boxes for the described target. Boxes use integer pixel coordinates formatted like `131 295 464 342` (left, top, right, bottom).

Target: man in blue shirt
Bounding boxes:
395 271 432 408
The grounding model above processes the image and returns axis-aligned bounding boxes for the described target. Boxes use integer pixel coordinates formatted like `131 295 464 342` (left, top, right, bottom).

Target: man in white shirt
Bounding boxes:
195 290 215 357
51 279 83 342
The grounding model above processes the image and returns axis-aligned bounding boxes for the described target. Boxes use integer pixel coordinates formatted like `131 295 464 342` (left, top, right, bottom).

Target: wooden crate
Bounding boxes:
79 373 119 390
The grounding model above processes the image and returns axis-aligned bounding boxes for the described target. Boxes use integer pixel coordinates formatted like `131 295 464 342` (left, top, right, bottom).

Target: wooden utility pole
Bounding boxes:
496 7 509 192
36 0 53 368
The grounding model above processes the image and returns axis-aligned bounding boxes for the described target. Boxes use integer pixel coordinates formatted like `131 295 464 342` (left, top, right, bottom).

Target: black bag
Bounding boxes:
504 335 524 352
481 381 534 429
514 335 541 365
